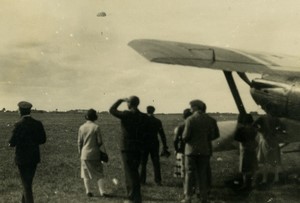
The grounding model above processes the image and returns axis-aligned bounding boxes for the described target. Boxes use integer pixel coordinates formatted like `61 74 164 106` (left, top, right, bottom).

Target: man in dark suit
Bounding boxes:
109 96 148 203
9 101 46 203
181 100 219 203
140 106 169 185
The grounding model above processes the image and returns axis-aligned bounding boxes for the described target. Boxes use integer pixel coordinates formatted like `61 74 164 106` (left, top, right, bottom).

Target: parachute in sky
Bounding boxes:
97 12 107 17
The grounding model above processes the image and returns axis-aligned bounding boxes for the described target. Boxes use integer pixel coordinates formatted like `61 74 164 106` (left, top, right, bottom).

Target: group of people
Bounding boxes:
8 96 170 203
108 97 220 203
234 111 285 191
173 100 220 203
8 97 284 203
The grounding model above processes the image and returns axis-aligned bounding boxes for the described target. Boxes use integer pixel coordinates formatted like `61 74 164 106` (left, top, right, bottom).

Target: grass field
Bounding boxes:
0 112 299 203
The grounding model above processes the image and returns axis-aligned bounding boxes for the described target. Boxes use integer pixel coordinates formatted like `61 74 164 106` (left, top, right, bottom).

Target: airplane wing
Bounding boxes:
128 39 300 74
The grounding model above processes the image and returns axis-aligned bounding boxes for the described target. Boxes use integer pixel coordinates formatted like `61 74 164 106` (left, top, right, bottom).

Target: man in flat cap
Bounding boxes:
109 96 148 203
9 101 46 203
181 100 219 203
140 105 169 186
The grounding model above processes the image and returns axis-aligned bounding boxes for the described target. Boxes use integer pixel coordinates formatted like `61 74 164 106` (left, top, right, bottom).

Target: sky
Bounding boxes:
1 0 300 113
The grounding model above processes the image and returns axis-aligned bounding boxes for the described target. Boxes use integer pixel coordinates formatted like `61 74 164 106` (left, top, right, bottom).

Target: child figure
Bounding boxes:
234 114 258 191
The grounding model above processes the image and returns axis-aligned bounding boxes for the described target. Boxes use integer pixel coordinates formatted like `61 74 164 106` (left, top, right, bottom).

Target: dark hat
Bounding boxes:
18 101 32 109
183 108 192 119
146 106 155 114
128 96 140 107
190 100 206 111
85 109 98 121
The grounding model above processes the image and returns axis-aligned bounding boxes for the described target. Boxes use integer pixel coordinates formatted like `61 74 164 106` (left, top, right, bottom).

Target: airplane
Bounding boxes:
128 39 300 151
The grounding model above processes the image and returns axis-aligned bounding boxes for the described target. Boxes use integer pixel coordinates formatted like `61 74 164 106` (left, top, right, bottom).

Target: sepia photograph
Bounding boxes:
1 0 300 202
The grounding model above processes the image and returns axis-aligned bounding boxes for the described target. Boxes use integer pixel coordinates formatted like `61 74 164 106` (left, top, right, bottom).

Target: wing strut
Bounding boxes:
237 72 252 87
223 71 247 116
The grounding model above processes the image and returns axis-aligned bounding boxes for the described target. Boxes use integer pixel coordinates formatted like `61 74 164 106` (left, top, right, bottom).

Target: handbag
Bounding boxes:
96 134 109 163
100 150 109 163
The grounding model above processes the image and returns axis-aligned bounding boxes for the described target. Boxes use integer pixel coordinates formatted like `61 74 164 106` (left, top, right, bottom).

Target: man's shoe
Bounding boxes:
257 182 268 190
123 200 134 203
161 149 171 157
86 192 93 197
272 181 283 186
100 193 111 197
180 198 191 203
201 199 208 203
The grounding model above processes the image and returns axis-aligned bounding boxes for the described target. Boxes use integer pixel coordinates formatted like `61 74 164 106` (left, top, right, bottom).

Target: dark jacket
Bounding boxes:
253 115 284 147
234 124 258 150
110 100 148 152
183 111 219 156
174 123 185 153
144 115 167 149
9 116 46 165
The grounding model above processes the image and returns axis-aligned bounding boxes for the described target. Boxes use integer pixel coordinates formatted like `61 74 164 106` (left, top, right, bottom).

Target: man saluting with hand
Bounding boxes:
109 96 148 203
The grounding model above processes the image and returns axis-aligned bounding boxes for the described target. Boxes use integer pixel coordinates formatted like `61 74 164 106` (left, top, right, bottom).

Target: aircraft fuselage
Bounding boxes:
250 73 300 121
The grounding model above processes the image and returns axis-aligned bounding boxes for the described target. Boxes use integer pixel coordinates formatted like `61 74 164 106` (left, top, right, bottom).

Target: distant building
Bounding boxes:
66 109 88 114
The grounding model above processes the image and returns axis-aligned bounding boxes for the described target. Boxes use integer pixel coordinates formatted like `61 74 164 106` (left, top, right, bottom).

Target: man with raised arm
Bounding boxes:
109 96 148 203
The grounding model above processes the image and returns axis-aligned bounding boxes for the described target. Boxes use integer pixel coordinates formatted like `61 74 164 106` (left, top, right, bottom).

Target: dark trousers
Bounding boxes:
140 145 161 184
121 151 142 203
17 164 37 203
184 155 210 199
